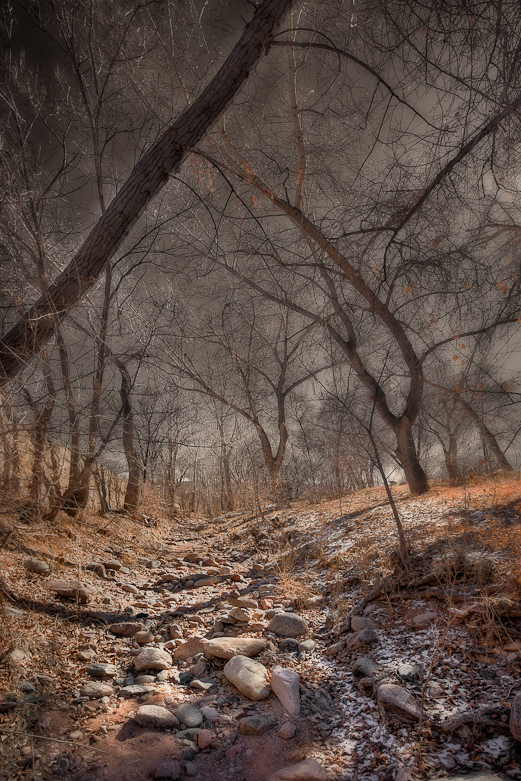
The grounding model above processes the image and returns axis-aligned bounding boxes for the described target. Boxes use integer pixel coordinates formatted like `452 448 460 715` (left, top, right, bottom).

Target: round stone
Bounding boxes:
134 705 179 730
267 613 308 638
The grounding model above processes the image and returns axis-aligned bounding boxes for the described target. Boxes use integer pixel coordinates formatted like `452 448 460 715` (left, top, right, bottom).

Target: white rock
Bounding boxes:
270 666 300 716
223 655 270 700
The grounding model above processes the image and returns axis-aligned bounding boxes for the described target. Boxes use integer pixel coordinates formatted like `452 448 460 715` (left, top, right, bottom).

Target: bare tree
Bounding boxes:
0 0 295 385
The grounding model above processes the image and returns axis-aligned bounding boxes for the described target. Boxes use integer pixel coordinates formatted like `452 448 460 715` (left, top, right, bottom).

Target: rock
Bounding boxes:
377 684 422 721
197 729 213 749
279 639 300 654
510 692 521 741
121 685 156 695
352 657 380 679
173 637 207 661
23 558 50 575
190 679 214 691
133 648 172 671
397 663 421 682
229 606 253 622
345 628 378 651
46 580 94 603
200 706 220 722
184 553 202 562
121 584 139 594
298 640 315 653
307 688 333 716
86 562 107 577
412 612 438 627
223 655 270 701
134 631 155 644
266 757 327 781
103 559 122 571
350 615 374 632
227 596 258 609
267 613 308 638
108 622 144 637
174 728 202 740
305 595 323 607
86 663 118 677
76 648 96 662
185 761 199 776
195 576 220 587
135 705 179 730
204 637 266 660
81 682 113 698
240 714 278 735
174 702 203 727
277 721 296 739
325 641 345 656
146 560 162 569
19 681 35 693
271 667 300 716
153 760 182 779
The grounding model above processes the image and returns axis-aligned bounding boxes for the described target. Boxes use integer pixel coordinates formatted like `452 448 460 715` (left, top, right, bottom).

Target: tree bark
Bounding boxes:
118 365 141 512
0 0 295 387
457 397 513 472
394 418 429 495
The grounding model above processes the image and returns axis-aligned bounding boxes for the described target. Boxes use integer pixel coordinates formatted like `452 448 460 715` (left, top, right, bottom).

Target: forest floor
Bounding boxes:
1 474 521 781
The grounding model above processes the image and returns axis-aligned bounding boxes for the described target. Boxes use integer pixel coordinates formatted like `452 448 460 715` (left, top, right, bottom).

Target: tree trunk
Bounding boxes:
394 419 429 495
118 366 141 513
444 435 461 483
0 0 295 387
457 397 513 472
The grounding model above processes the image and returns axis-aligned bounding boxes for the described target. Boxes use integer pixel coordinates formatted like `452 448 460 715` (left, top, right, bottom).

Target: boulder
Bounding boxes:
134 705 179 730
345 628 378 651
133 648 172 671
204 637 266 660
377 684 422 721
223 655 270 700
267 613 308 638
266 758 327 781
270 666 300 716
173 637 207 661
350 615 374 632
352 657 380 679
174 703 203 727
23 558 50 575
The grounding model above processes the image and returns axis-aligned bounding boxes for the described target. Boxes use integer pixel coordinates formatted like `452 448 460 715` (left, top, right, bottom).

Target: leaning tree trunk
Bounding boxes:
0 0 295 387
457 397 513 472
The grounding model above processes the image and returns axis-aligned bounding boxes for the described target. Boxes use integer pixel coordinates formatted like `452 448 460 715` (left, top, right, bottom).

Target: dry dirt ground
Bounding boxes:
1 474 521 781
